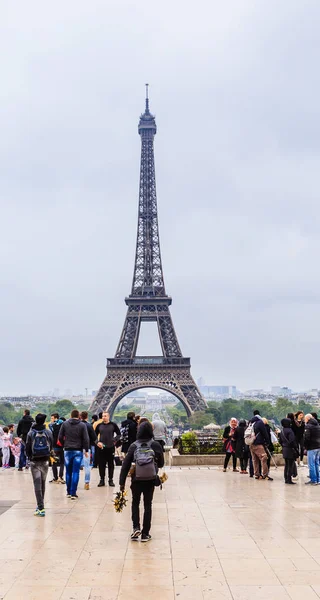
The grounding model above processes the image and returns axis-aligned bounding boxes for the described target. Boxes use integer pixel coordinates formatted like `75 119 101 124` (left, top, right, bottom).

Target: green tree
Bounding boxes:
53 399 75 417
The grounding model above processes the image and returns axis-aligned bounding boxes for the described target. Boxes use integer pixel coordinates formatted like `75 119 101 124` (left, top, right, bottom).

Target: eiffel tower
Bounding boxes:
90 87 207 417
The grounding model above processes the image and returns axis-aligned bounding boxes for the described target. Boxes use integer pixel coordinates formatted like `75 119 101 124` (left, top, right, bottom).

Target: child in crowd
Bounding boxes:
10 437 22 468
2 427 11 469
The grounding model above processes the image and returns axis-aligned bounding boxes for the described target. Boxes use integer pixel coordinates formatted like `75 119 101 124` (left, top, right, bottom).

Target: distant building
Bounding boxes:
200 386 237 399
271 386 292 397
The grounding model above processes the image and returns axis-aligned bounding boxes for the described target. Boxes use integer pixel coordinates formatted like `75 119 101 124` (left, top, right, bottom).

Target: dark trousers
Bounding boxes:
224 452 237 469
98 447 114 482
30 460 49 510
131 480 155 536
297 441 304 462
52 448 64 480
240 456 248 471
284 458 295 483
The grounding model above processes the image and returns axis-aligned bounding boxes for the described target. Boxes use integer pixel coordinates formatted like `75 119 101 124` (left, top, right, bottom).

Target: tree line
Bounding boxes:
166 397 318 428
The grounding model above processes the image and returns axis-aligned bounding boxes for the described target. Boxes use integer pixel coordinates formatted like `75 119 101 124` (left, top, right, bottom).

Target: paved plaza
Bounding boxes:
1 465 320 599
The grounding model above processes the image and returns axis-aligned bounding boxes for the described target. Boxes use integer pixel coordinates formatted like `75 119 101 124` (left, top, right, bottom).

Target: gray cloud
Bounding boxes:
1 0 320 394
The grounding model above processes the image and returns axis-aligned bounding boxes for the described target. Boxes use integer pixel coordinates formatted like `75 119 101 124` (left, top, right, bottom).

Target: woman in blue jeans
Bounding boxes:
80 411 97 490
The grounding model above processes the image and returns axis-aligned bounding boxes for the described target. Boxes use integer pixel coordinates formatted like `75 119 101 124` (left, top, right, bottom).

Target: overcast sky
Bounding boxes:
1 1 320 396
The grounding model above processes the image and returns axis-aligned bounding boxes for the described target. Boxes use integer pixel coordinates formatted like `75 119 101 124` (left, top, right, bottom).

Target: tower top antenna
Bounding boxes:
145 83 149 113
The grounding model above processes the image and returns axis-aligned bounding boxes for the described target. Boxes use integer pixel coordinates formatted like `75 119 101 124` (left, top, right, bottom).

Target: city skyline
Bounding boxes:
1 3 320 395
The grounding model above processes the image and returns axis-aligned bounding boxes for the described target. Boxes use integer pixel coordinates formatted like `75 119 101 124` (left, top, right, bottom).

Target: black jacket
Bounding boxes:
292 419 305 443
119 439 164 487
234 425 249 458
279 419 298 459
26 424 53 461
264 423 274 453
17 415 34 442
82 421 97 446
58 418 90 451
250 416 269 446
222 425 236 453
121 417 137 453
49 418 64 447
304 418 320 450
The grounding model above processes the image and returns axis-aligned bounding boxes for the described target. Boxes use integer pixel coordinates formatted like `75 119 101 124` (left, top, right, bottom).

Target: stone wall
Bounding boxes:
168 449 290 467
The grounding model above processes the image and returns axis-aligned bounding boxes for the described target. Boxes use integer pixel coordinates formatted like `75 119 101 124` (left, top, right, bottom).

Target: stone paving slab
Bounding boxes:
0 465 320 599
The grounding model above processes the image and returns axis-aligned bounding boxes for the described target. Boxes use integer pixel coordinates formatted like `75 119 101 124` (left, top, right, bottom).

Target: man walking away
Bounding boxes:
152 413 167 449
17 409 34 470
250 415 273 481
80 411 97 490
26 414 53 517
49 413 65 484
120 421 164 542
58 410 90 499
279 418 299 484
304 414 320 485
121 412 137 455
95 412 120 487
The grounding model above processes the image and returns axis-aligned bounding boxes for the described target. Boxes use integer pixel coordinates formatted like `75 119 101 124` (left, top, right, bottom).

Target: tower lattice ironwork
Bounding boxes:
90 87 206 417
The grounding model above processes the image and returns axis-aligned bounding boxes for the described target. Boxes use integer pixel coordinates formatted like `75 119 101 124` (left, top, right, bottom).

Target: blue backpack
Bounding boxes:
31 430 50 458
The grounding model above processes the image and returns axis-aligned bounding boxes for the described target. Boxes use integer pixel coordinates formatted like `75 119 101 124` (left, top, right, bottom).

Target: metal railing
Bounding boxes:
178 438 282 456
178 438 224 455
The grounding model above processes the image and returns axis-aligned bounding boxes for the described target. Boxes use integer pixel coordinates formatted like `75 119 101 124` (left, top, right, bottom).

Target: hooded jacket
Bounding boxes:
58 418 90 451
304 418 320 451
119 422 164 487
26 423 53 461
234 422 249 458
152 414 167 442
17 415 34 442
250 416 269 446
49 418 64 447
121 417 137 453
279 418 298 459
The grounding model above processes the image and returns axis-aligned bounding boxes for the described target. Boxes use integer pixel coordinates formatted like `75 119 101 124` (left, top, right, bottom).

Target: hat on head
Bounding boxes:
35 413 46 425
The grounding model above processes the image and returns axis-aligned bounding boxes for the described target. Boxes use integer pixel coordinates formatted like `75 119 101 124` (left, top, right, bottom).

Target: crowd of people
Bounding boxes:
2 405 320 540
0 408 167 542
222 409 320 485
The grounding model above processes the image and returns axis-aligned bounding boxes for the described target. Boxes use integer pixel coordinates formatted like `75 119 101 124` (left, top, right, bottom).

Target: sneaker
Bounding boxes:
262 475 273 481
109 480 115 487
222 468 226 472
66 494 71 498
84 483 90 490
58 477 66 484
141 534 152 543
34 508 40 516
305 481 317 485
34 509 45 517
49 479 59 484
97 480 105 487
131 528 141 541
285 481 296 484
233 468 239 472
18 467 23 471
70 495 78 500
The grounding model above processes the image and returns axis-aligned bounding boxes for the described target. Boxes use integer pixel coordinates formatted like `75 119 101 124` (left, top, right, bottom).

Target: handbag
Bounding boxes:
270 430 278 444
